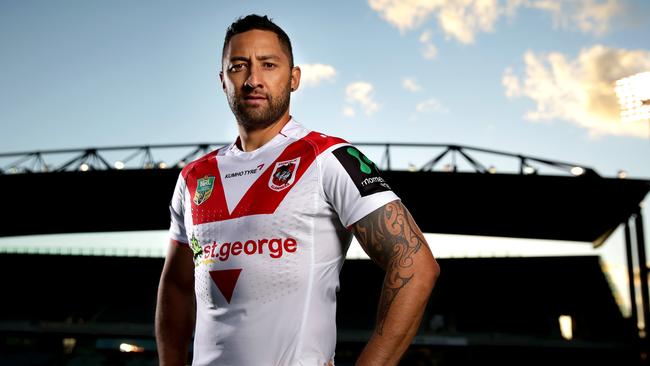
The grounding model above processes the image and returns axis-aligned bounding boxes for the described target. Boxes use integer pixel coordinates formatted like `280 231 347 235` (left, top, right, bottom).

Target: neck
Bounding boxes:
237 113 291 152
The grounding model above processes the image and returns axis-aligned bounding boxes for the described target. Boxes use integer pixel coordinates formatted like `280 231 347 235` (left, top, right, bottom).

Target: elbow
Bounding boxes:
432 258 441 283
422 256 440 292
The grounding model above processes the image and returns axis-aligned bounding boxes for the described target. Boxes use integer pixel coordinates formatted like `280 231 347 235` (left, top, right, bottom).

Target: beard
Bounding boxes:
228 81 291 131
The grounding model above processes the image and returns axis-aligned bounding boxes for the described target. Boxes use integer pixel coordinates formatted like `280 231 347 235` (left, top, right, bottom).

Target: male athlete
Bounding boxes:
155 14 440 366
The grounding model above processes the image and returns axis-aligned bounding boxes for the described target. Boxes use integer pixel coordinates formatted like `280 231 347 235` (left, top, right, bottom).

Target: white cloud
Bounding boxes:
418 29 438 59
436 0 500 44
403 77 423 92
502 67 521 97
503 45 650 139
523 0 620 36
369 0 620 45
416 98 449 113
343 106 356 117
298 63 337 87
368 0 441 32
368 0 500 44
422 43 438 59
419 29 433 43
345 82 380 116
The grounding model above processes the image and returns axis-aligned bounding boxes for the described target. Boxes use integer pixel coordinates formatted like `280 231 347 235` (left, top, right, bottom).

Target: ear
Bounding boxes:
290 66 301 92
219 70 226 92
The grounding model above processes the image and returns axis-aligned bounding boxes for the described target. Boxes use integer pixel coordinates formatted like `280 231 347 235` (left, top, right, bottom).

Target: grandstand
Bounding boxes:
1 143 648 365
0 254 639 365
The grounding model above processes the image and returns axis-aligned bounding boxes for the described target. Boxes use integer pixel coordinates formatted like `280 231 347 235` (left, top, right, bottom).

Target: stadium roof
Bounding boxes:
0 168 647 246
387 171 650 246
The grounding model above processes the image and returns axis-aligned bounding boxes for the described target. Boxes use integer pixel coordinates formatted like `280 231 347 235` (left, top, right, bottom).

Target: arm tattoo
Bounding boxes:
352 201 426 335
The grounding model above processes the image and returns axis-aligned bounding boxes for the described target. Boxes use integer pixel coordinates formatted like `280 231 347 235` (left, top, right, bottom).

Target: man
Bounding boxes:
155 14 440 366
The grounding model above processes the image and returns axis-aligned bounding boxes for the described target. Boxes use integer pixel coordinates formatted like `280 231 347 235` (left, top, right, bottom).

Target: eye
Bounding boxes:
229 63 246 72
263 62 276 69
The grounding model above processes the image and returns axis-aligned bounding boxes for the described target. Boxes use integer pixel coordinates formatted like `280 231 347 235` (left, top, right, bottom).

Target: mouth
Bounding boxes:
242 94 267 106
244 94 267 100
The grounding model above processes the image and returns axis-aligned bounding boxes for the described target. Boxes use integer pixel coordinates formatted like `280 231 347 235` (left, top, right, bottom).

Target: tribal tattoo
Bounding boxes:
351 201 426 335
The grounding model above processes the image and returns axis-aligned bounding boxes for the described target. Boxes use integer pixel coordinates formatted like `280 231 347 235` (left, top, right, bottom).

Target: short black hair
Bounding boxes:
222 14 294 67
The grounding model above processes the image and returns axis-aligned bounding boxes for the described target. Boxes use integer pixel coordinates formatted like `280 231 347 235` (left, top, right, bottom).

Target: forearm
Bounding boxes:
352 201 440 366
155 280 195 366
356 263 436 365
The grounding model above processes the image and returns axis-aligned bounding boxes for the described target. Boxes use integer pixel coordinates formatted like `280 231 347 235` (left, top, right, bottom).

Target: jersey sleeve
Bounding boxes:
320 144 400 227
169 173 189 245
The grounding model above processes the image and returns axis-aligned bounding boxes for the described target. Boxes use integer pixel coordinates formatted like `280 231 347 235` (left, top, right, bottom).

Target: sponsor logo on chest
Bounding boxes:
197 236 298 264
224 164 265 179
192 233 299 304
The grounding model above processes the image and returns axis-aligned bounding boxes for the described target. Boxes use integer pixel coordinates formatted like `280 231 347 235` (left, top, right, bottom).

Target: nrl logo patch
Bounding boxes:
268 157 300 192
193 176 215 205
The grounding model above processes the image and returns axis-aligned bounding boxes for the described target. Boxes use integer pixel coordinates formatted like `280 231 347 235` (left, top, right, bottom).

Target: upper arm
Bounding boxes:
160 239 195 291
169 174 188 244
320 144 399 228
317 142 436 273
350 200 438 275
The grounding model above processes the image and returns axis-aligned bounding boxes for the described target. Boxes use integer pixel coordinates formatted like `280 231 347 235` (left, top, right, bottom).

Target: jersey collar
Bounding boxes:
227 118 302 157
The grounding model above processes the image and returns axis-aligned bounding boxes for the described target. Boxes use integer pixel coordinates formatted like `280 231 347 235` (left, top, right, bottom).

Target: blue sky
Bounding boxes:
1 0 649 317
2 0 649 175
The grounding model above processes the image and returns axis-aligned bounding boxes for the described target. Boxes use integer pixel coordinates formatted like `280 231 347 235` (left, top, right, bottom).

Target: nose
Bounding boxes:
244 64 263 90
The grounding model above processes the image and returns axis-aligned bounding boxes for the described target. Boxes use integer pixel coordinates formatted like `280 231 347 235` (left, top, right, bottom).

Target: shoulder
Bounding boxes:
299 130 349 156
180 145 227 179
284 119 349 155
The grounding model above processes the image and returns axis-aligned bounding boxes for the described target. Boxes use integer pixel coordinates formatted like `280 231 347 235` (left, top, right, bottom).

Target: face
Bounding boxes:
221 29 300 131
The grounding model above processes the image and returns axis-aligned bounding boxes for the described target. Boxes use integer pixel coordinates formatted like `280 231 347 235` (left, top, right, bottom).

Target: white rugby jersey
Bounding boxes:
169 119 399 366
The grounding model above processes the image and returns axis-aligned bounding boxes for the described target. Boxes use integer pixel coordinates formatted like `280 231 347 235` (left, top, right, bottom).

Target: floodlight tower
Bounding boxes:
615 71 650 342
615 71 650 140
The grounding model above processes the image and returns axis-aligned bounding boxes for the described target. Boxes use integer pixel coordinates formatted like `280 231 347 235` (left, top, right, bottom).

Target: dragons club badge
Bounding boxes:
268 158 300 191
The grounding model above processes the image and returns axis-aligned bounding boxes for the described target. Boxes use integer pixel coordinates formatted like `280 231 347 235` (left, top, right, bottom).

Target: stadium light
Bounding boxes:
62 338 76 354
114 161 125 170
79 163 90 172
617 170 628 179
522 165 536 175
615 72 650 124
570 166 585 176
559 315 573 340
119 343 144 353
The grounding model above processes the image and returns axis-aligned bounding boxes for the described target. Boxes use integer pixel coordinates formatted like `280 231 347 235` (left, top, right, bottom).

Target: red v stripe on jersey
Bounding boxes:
183 151 229 225
185 132 345 225
209 268 242 304
241 132 346 217
229 141 310 219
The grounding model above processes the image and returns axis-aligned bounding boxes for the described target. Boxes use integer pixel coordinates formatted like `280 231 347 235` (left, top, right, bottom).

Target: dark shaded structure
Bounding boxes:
1 169 647 244
0 254 639 365
2 168 649 329
0 162 649 364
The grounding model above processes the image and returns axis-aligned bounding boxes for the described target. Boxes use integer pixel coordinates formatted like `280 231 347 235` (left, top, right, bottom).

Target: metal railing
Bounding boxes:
0 142 600 177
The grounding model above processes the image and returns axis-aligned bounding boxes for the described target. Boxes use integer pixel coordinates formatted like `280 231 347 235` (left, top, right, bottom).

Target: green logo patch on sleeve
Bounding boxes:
332 146 391 197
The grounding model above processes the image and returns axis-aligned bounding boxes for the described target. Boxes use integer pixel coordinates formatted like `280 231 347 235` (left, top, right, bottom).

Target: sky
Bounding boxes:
1 0 649 320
